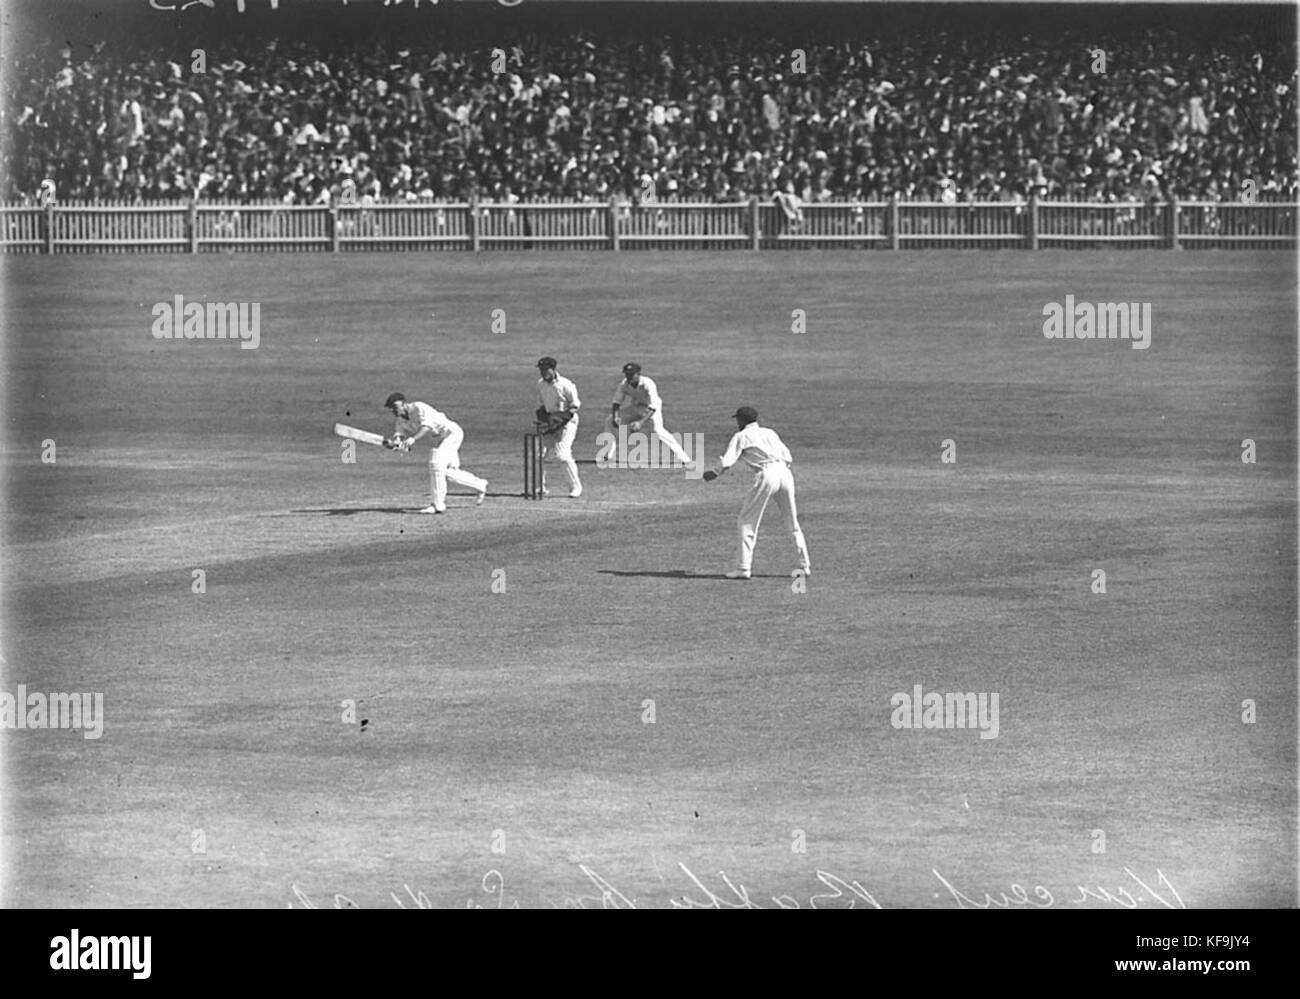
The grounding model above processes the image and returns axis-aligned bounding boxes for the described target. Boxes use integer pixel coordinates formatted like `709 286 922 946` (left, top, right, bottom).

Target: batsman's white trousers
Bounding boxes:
427 424 487 512
737 462 811 574
542 415 582 493
604 410 694 465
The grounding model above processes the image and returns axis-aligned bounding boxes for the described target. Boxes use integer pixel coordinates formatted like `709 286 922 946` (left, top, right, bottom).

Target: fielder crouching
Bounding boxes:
703 407 811 580
604 362 695 467
384 392 488 514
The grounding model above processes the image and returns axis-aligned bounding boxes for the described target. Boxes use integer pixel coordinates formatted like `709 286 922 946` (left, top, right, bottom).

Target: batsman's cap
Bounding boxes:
734 406 759 425
622 362 641 376
384 392 406 408
536 356 557 370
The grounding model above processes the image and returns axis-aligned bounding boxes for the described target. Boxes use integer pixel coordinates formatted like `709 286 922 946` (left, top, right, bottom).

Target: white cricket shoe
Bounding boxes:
477 482 488 506
725 569 751 580
417 505 445 515
569 486 583 498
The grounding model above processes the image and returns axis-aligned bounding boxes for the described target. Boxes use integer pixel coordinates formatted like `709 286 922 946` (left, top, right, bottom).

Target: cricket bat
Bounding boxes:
334 423 387 448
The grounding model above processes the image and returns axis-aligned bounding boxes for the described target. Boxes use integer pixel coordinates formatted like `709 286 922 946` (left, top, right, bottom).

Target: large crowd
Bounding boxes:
2 17 1295 205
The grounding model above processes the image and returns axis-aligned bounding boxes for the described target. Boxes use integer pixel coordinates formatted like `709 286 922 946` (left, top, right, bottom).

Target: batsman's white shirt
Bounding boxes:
393 401 486 512
394 401 457 444
718 424 794 472
611 375 663 416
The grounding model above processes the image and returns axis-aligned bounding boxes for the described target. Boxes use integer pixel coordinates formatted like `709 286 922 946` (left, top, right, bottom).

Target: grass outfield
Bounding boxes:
1 250 1295 909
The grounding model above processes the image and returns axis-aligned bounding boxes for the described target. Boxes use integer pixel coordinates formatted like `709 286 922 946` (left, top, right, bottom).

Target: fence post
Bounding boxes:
1169 198 1180 250
1028 194 1039 250
609 198 619 251
470 197 481 252
188 199 199 253
44 203 55 254
330 206 340 253
748 198 760 250
889 194 899 250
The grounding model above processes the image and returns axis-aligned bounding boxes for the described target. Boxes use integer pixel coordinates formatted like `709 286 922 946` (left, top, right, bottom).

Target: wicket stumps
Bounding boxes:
523 433 544 499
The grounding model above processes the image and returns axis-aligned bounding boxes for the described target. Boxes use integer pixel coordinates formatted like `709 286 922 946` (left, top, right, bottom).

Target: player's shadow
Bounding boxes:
599 569 788 580
290 507 412 515
290 491 509 515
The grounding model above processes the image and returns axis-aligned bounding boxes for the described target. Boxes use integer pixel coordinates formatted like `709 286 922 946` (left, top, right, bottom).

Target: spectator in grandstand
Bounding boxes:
1 17 1293 205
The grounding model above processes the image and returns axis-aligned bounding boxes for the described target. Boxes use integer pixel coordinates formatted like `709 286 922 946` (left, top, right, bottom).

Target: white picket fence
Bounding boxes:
1 197 1294 253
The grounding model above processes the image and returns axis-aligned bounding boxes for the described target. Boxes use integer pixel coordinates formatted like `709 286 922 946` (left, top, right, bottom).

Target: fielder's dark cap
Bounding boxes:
385 392 406 408
537 356 557 370
734 406 759 424
622 362 641 376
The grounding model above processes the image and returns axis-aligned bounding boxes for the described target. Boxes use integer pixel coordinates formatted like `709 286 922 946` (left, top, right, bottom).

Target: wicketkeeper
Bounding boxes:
534 357 583 498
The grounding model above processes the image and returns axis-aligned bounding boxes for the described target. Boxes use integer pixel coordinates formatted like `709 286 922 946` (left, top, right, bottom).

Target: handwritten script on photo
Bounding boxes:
288 863 1186 910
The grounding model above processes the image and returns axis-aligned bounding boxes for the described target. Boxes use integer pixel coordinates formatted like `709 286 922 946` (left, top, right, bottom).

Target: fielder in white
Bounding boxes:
384 391 488 514
703 407 811 580
535 356 583 498
604 362 695 466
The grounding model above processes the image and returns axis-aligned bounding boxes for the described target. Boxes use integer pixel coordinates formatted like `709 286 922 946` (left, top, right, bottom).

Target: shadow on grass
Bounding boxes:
599 569 788 580
290 507 413 515
291 492 518 515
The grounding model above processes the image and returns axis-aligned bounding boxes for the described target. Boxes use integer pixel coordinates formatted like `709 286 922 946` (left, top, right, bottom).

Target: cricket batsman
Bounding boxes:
534 357 583 497
702 406 811 579
603 362 694 466
384 392 488 514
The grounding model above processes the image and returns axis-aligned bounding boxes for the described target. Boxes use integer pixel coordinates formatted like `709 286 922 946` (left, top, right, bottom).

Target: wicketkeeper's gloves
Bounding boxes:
536 408 576 435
